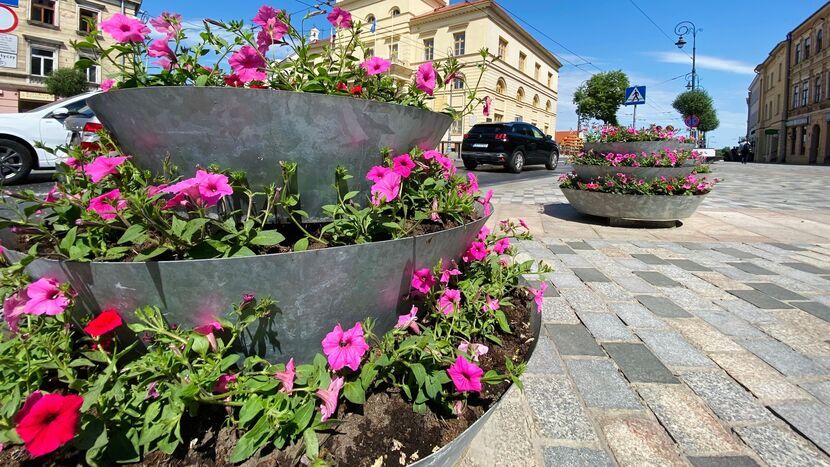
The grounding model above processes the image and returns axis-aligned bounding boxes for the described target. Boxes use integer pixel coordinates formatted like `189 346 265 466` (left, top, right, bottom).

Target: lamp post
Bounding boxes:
674 21 698 91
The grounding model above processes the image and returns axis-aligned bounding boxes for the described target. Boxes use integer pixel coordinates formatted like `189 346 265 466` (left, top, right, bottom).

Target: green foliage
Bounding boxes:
560 172 718 196
672 89 719 132
572 70 630 125
44 68 89 98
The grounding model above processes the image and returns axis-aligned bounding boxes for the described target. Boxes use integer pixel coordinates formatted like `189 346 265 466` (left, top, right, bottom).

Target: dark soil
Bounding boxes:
0 283 532 467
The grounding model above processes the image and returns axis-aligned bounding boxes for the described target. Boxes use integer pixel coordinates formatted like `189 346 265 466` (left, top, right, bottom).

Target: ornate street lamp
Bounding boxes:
675 21 698 91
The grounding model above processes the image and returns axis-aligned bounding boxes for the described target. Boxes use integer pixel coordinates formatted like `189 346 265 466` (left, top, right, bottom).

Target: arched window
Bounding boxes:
545 100 551 112
366 14 375 24
453 76 464 90
818 28 824 52
516 87 525 103
532 94 540 108
390 7 400 16
496 78 506 95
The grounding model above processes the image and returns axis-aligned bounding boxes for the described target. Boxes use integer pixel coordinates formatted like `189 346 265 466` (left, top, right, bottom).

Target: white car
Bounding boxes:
0 92 99 184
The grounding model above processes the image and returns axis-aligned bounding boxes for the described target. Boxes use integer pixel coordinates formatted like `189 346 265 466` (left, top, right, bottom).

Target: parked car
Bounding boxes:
64 105 103 151
0 92 99 183
461 122 559 173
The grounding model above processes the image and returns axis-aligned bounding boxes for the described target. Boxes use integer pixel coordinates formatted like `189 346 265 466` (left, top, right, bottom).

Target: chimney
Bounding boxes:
310 26 320 42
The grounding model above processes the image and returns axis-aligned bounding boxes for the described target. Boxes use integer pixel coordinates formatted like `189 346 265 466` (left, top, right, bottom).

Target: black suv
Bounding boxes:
461 122 559 173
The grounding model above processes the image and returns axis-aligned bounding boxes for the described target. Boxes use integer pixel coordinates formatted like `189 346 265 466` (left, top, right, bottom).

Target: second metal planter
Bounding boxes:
561 189 706 221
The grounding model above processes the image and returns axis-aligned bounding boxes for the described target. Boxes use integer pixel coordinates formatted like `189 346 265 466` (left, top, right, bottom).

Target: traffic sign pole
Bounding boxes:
632 104 637 128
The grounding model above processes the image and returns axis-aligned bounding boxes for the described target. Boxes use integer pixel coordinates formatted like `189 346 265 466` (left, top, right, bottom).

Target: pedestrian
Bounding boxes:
731 146 739 162
740 143 750 164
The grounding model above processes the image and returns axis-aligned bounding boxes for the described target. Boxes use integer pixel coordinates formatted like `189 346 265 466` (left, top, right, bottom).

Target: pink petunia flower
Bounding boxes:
395 305 420 334
483 295 500 312
100 79 116 92
326 7 352 29
229 46 267 83
423 150 441 161
253 5 280 26
430 198 440 222
147 39 175 60
275 358 295 393
415 62 437 95
392 154 416 178
257 17 288 53
195 170 233 206
317 377 344 422
146 381 160 400
87 189 127 220
24 278 69 316
438 288 461 315
153 57 173 71
519 218 529 230
3 292 27 333
440 266 461 284
370 171 402 206
458 341 489 362
366 165 390 183
83 155 129 183
483 96 492 116
411 268 436 294
321 322 370 371
477 226 490 241
213 374 237 393
360 56 392 76
194 321 222 352
100 13 150 43
478 189 494 215
528 282 548 312
463 241 488 262
465 172 479 195
149 12 182 38
493 237 510 254
447 355 483 393
44 185 60 203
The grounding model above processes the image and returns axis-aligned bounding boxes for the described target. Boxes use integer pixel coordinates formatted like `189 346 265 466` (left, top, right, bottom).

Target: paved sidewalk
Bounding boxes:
462 239 830 467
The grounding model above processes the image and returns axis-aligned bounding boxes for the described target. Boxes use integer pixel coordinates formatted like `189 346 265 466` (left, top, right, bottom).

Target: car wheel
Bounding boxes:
463 159 478 170
545 150 560 170
506 149 525 174
0 139 34 184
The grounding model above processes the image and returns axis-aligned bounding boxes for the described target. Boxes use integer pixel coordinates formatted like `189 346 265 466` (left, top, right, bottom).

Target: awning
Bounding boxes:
764 129 779 135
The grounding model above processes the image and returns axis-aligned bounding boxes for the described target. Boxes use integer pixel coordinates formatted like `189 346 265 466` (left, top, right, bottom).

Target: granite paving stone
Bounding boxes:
565 359 642 409
613 275 658 293
783 261 830 275
577 312 637 342
792 301 830 323
545 323 606 357
710 351 813 402
770 243 807 251
668 319 743 353
714 299 778 325
771 402 830 454
603 342 678 384
736 425 830 467
716 247 761 259
524 333 565 375
748 282 807 301
523 376 597 441
728 289 794 309
566 241 595 251
461 387 537 467
800 381 830 406
611 302 669 329
687 456 761 467
541 297 580 324
665 288 719 311
549 272 587 289
571 267 611 283
542 447 614 467
694 271 754 291
632 253 669 265
633 271 682 287
739 338 828 377
693 310 767 338
636 295 692 318
680 371 775 423
669 258 714 271
637 384 743 455
727 262 777 276
636 330 716 368
601 417 685 466
559 288 608 313
587 281 634 302
547 244 576 255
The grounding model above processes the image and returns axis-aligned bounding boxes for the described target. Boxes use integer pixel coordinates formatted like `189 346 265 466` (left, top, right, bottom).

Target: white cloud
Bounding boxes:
651 52 756 75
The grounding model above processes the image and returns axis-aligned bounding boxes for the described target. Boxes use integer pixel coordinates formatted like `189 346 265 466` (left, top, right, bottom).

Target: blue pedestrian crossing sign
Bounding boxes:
624 86 646 106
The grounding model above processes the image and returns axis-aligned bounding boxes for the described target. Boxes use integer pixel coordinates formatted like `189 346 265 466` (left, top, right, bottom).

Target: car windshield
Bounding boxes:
469 125 507 135
25 97 74 113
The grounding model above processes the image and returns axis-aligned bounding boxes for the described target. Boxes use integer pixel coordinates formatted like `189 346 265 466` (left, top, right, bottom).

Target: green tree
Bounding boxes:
672 89 719 132
572 70 630 126
44 68 89 98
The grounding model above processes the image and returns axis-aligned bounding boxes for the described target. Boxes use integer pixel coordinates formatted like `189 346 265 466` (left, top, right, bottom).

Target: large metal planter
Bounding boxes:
583 141 696 154
409 285 542 467
1 214 488 363
561 188 706 221
572 164 695 181
87 88 453 221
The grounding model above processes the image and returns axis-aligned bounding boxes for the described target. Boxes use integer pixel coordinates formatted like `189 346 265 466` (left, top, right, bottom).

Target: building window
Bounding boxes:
776 94 780 114
532 94 540 108
805 36 811 59
85 64 99 83
498 37 507 58
516 87 524 103
519 52 526 72
496 78 506 95
453 32 465 56
793 83 800 108
365 47 374 57
547 72 553 88
423 38 433 61
545 100 551 112
816 75 822 103
802 79 809 106
390 7 400 16
30 47 55 76
801 126 807 154
514 115 522 122
453 77 464 90
778 63 782 81
494 113 503 122
388 42 398 61
795 43 801 64
534 63 541 80
819 29 824 52
78 8 98 33
31 0 56 25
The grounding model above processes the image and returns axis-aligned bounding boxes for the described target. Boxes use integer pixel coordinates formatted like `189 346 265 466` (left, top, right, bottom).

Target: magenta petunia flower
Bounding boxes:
154 57 173 71
447 355 483 393
229 46 267 83
423 150 441 161
3 292 27 333
458 341 489 362
478 189 494 215
411 268 436 294
483 295 500 312
24 278 69 316
493 237 510 254
360 56 391 76
275 358 295 393
394 305 420 334
477 226 490 241
483 96 492 116
438 288 461 315
100 13 150 43
149 12 182 38
87 189 127 220
195 170 233 206
370 171 401 206
440 266 461 284
257 17 288 53
326 7 352 29
317 376 344 421
147 39 175 60
463 241 488 262
44 184 60 203
415 62 437 95
466 172 479 195
528 282 548 312
366 165 391 183
83 155 129 183
253 5 280 27
392 154 416 178
100 79 116 92
321 322 369 371
194 320 222 352
213 374 237 393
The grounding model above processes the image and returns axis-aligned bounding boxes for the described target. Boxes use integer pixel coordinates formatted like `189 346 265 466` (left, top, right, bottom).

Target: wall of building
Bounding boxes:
755 42 787 162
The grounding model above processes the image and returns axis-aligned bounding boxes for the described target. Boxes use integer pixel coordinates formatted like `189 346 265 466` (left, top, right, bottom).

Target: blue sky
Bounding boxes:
140 0 826 148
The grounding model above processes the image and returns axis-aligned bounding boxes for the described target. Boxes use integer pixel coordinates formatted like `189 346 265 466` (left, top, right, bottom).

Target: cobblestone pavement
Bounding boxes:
462 239 830 467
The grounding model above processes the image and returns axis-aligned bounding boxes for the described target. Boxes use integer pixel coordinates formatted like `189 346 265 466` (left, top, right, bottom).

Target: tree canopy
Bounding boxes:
44 68 90 98
572 70 630 126
672 89 719 132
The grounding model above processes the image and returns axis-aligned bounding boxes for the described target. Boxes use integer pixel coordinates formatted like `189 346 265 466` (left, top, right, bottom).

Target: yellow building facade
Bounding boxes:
329 0 561 153
0 0 141 113
754 41 787 162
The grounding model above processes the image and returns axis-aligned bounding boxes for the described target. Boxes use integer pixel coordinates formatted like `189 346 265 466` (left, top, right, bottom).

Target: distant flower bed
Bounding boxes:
583 124 688 143
572 148 699 167
559 172 718 196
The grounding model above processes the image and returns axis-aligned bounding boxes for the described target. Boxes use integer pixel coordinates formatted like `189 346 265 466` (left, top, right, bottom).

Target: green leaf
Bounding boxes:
238 396 264 425
59 226 77 252
360 362 378 389
293 400 315 430
303 429 320 459
343 381 366 405
494 310 511 333
229 416 271 463
382 222 400 230
293 238 309 251
195 74 209 87
182 218 210 243
250 230 286 246
410 363 427 386
118 224 147 245
134 246 170 262
220 354 240 371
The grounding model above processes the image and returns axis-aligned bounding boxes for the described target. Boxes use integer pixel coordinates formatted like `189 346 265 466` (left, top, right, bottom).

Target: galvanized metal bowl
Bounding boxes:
1 213 489 363
561 188 706 221
87 88 454 221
